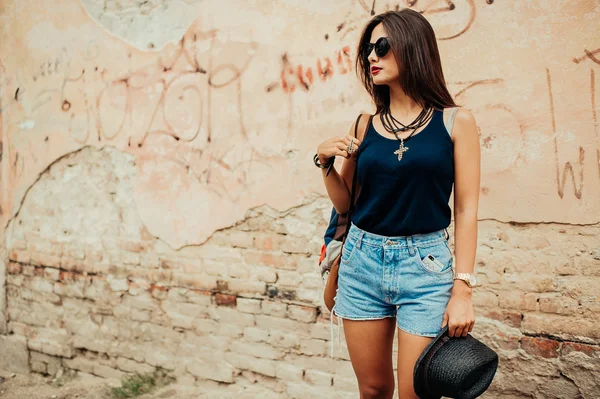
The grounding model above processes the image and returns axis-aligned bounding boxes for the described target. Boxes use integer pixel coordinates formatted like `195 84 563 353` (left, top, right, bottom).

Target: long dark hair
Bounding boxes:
356 9 458 113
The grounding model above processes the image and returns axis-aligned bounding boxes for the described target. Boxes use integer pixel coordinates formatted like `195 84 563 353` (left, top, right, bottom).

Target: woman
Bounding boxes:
315 9 480 399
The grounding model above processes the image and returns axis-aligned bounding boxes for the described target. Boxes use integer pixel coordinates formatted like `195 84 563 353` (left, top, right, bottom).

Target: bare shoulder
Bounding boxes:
452 107 478 141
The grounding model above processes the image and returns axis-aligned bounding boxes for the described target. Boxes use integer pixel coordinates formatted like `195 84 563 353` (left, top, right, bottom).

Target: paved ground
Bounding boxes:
0 369 284 399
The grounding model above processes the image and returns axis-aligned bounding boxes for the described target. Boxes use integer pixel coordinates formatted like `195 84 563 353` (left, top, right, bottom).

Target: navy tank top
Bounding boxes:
351 108 455 237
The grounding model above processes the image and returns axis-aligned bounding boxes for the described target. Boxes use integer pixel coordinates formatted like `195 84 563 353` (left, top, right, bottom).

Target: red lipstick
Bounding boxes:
371 66 382 75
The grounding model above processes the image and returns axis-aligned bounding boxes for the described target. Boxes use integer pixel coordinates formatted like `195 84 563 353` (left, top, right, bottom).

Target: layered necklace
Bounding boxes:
380 106 434 161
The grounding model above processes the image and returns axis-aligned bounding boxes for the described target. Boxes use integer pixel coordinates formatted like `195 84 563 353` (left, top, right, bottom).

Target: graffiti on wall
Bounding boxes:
0 0 598 248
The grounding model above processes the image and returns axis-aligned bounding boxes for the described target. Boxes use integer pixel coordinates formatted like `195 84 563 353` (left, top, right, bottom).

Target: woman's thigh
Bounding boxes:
342 317 396 397
396 328 435 399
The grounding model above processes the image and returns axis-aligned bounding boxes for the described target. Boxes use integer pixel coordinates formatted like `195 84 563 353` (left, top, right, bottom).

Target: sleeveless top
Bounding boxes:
351 107 458 237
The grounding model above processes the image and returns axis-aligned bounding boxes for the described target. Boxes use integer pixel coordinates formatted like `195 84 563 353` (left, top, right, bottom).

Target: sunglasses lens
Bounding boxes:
375 37 389 57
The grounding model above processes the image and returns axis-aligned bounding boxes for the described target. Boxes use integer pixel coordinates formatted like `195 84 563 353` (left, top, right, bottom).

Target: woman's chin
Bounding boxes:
372 77 388 86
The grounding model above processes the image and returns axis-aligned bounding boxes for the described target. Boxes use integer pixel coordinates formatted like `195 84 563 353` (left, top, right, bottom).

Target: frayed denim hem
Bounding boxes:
329 307 395 359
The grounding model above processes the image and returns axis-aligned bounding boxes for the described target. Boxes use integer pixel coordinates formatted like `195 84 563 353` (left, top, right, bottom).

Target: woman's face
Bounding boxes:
366 23 399 86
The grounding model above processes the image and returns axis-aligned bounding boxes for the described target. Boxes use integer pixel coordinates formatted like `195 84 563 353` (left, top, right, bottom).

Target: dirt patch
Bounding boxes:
0 369 286 399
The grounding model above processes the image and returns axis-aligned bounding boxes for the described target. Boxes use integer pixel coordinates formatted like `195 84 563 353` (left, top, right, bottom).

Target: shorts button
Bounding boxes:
386 240 392 245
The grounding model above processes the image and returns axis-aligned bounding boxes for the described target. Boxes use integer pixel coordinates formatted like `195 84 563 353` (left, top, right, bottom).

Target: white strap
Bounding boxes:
444 107 460 137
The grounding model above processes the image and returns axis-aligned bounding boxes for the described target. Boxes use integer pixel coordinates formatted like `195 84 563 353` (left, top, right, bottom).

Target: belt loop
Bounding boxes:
444 228 450 241
407 235 415 256
356 231 364 250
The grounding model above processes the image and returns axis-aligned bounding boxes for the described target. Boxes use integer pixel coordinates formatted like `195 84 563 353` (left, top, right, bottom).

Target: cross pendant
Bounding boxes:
394 140 409 161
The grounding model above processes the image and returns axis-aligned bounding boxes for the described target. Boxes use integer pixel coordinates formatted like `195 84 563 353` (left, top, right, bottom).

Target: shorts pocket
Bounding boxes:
415 241 453 275
340 234 359 265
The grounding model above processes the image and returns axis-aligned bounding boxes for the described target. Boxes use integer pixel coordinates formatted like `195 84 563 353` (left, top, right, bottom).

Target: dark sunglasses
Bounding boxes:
364 37 390 59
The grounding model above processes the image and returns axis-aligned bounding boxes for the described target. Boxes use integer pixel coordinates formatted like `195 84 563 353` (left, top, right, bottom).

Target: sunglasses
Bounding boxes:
364 37 390 59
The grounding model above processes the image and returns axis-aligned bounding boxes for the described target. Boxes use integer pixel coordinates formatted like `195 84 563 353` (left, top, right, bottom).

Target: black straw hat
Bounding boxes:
413 326 499 399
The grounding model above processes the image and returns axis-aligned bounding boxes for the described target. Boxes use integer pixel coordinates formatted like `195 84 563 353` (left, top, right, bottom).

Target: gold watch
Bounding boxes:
453 272 477 288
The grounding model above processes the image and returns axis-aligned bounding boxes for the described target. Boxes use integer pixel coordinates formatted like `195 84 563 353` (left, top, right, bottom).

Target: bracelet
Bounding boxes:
313 154 333 169
313 154 335 177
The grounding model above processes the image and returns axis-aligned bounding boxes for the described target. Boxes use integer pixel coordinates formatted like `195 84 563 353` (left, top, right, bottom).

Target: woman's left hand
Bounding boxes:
442 283 475 337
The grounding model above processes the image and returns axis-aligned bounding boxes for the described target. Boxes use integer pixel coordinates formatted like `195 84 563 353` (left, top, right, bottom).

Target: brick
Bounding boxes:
227 264 251 279
161 300 208 328
107 276 129 292
228 231 255 248
187 359 234 383
310 322 331 340
302 273 322 289
243 327 269 342
29 252 61 268
230 340 284 360
172 272 217 290
211 307 255 328
300 339 327 356
115 357 155 374
30 351 62 376
275 363 304 382
7 262 22 274
28 328 73 358
144 347 177 370
288 304 318 323
254 235 282 251
561 342 600 358
44 267 60 281
270 330 300 349
304 369 333 386
495 331 520 351
237 298 261 313
522 313 599 340
277 270 303 286
539 296 578 314
215 293 237 307
244 250 297 270
520 293 539 311
30 276 54 293
227 279 266 295
521 336 560 358
9 250 30 264
84 277 108 300
187 290 213 306
193 318 219 335
93 363 127 379
483 309 522 328
121 292 155 310
262 300 288 317
225 352 277 377
256 314 311 335
253 267 278 283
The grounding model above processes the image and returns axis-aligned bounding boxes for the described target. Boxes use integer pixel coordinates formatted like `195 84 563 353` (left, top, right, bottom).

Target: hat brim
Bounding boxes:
413 325 449 399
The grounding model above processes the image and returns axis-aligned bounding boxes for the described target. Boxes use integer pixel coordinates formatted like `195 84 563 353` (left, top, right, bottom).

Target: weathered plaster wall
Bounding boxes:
0 0 599 397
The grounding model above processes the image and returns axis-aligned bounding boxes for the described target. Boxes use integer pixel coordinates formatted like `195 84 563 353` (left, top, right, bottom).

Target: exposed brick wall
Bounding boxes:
1 147 599 398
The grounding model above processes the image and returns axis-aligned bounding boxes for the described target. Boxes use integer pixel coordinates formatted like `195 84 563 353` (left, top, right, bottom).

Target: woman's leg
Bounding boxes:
343 317 397 399
396 329 435 399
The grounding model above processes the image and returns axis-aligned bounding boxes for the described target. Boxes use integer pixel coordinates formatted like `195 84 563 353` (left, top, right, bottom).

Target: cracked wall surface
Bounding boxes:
0 0 599 397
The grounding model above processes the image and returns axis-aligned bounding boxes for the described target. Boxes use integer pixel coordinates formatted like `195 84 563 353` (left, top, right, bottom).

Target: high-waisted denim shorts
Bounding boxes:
329 222 455 357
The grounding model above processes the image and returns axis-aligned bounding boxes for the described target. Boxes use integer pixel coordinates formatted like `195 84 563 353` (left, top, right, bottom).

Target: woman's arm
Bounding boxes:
442 107 480 338
452 107 481 292
318 115 369 214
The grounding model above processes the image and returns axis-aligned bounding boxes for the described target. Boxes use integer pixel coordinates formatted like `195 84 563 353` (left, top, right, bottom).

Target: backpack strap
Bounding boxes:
443 106 460 137
344 113 374 238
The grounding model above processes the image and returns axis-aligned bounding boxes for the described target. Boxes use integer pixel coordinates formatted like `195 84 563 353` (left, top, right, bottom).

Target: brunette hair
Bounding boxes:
356 9 458 113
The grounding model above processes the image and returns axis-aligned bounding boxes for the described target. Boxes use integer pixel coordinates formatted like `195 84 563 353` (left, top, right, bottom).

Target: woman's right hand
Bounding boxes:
317 135 362 164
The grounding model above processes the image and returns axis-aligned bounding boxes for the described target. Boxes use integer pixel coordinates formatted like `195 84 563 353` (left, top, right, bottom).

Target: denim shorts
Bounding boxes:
329 222 455 357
